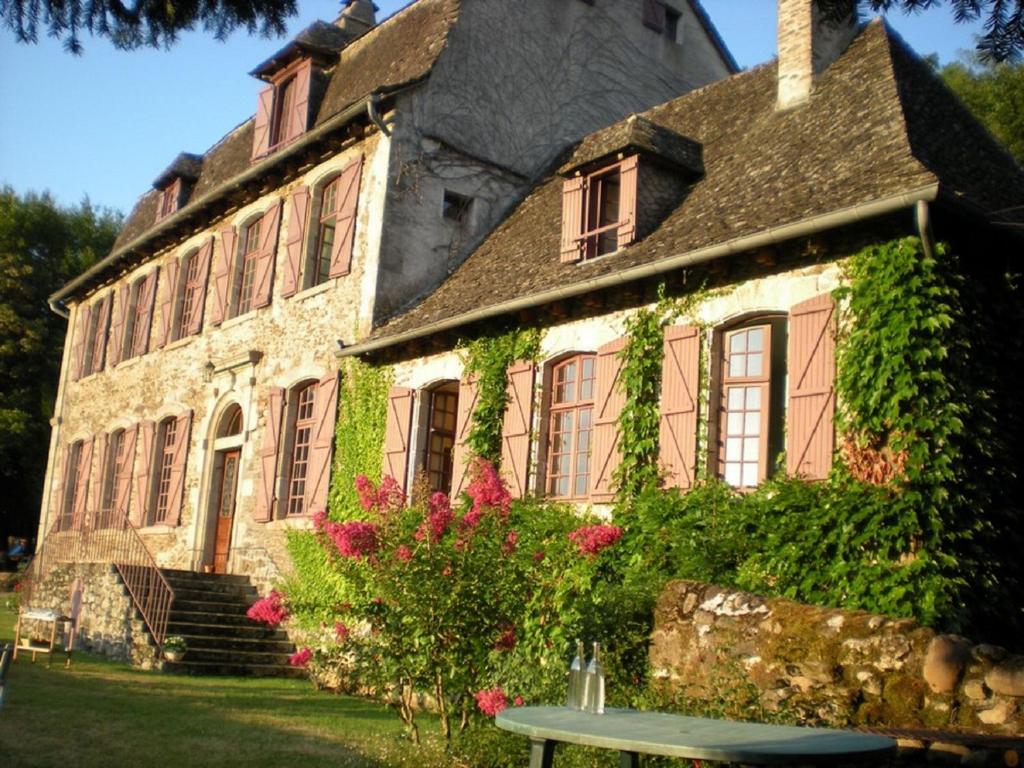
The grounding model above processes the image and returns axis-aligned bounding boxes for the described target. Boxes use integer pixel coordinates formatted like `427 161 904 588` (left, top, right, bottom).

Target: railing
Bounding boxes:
19 516 175 647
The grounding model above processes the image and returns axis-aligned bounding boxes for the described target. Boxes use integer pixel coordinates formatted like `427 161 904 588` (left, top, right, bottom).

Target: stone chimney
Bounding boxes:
777 0 858 110
335 0 377 35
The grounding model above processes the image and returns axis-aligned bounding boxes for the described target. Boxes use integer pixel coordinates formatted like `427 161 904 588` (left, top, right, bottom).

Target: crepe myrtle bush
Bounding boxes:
298 459 621 744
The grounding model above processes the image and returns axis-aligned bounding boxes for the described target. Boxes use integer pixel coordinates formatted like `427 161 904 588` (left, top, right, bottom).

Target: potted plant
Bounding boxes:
163 635 187 662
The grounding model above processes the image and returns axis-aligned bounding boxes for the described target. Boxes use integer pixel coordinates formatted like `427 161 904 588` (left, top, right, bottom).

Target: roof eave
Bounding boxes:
340 183 940 358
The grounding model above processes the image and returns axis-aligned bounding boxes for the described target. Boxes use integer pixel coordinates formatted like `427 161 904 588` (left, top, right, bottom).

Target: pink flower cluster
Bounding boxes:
502 529 519 555
465 458 511 523
335 622 350 642
415 492 453 543
475 687 508 717
289 647 313 668
325 520 380 559
568 524 624 556
355 474 405 515
246 589 289 626
494 626 516 652
394 544 413 563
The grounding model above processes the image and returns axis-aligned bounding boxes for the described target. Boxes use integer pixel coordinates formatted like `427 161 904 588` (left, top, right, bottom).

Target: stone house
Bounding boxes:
36 0 735 590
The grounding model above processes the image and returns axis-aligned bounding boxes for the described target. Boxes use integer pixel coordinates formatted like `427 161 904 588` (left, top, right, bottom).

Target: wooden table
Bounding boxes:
496 706 896 767
12 609 74 668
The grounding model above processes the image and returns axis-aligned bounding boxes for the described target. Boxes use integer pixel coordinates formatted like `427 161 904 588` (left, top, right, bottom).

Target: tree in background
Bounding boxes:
0 187 121 550
939 52 1024 163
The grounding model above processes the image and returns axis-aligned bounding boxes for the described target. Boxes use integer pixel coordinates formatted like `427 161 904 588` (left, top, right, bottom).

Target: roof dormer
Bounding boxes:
153 152 202 223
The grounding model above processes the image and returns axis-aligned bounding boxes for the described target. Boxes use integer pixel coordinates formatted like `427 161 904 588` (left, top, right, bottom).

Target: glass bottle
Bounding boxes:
567 639 584 710
584 641 605 714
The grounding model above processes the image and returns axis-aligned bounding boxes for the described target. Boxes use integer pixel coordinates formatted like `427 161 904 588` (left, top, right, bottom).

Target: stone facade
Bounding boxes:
650 580 1024 737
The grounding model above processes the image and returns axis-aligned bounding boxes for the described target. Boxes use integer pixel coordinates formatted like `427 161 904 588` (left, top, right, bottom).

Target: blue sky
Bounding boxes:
0 0 984 216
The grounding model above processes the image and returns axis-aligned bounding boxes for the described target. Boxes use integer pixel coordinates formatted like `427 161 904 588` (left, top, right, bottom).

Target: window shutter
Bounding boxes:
500 361 535 499
187 237 214 336
90 294 112 374
156 258 179 349
284 58 313 145
164 410 192 526
51 445 68 529
383 386 415 493
89 432 109 528
617 155 639 247
132 420 155 527
660 325 701 490
252 84 274 159
787 293 836 480
305 372 340 514
329 155 364 278
136 270 159 356
643 0 666 31
255 387 285 523
70 304 91 381
282 186 310 298
211 227 235 326
591 338 628 502
560 177 586 263
449 374 478 498
115 424 138 525
108 286 129 367
253 199 282 309
72 437 94 531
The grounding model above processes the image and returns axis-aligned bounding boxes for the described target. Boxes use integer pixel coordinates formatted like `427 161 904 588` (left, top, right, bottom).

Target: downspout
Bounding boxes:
915 199 935 260
367 92 391 137
38 299 75 545
48 297 70 319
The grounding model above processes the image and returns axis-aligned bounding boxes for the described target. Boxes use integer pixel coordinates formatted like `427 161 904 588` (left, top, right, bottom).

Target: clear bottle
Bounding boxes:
567 639 584 710
584 641 605 714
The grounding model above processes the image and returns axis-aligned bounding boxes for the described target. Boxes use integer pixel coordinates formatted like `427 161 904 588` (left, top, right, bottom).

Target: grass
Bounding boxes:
0 597 455 768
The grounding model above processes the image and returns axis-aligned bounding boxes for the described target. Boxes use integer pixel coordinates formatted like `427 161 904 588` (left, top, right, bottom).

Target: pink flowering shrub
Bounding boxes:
355 474 405 516
465 458 511 519
246 589 289 626
289 647 313 668
475 687 508 717
415 492 453 542
568 524 624 556
324 520 379 559
394 545 413 563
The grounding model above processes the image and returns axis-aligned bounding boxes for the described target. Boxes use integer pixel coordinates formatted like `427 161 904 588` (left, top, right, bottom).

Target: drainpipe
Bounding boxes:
915 199 935 260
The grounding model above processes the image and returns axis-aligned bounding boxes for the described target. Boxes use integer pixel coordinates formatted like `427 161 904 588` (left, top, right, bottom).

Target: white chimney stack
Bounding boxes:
777 0 858 110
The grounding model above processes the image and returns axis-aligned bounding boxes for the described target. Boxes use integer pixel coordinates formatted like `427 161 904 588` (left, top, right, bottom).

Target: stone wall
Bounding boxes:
650 580 1024 739
19 563 158 667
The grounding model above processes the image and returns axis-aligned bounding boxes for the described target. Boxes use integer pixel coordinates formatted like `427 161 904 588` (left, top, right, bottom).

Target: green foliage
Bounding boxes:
0 187 121 543
939 52 1024 163
460 328 541 464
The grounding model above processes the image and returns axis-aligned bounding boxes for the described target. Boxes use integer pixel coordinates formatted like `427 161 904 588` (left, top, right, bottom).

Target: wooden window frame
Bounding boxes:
270 74 297 149
284 381 318 518
421 381 459 495
175 249 203 340
307 174 341 289
232 215 263 318
98 429 125 530
81 300 101 376
59 441 83 532
580 164 623 260
152 418 178 524
124 276 150 360
544 353 597 500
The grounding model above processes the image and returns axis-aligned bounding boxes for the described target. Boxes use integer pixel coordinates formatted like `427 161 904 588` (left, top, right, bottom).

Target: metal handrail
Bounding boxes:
20 515 175 647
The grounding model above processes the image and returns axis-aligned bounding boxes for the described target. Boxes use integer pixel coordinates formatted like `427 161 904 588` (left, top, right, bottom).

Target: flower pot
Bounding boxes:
164 650 185 662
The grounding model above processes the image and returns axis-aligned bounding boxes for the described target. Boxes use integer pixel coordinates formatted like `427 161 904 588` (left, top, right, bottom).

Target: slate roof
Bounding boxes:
62 0 461 298
359 21 1024 348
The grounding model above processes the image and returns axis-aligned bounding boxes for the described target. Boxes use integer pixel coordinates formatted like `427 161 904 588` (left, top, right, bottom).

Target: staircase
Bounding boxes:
157 569 302 677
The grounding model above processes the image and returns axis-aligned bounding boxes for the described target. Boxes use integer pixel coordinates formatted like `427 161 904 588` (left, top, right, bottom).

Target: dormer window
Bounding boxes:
156 178 183 222
560 156 638 263
252 58 313 160
643 0 681 41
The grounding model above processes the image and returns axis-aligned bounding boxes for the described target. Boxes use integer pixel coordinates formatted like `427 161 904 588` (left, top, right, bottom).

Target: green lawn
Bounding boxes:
0 597 453 768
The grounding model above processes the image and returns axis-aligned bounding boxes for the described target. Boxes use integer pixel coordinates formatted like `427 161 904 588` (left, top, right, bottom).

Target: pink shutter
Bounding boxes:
284 58 313 144
560 177 585 263
643 0 666 31
165 410 192 526
329 156 364 278
617 155 639 247
255 387 284 523
108 286 129 367
156 258 179 348
500 361 535 498
90 294 112 374
51 445 68 527
135 270 158 355
70 304 90 381
89 432 109 528
72 437 94 530
211 227 235 326
187 237 214 336
132 420 155 526
660 325 701 490
383 387 415 493
787 294 837 479
449 375 478 498
591 338 628 502
305 372 340 514
253 199 282 309
282 186 310 298
114 424 138 525
252 84 274 159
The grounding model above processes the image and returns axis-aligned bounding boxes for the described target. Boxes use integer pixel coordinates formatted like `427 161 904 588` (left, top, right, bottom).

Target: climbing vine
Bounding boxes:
460 328 541 464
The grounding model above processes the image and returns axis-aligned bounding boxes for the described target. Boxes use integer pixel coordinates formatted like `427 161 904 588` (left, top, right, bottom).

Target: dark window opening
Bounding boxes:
442 190 472 224
422 382 458 494
664 6 681 41
270 76 296 147
582 168 621 258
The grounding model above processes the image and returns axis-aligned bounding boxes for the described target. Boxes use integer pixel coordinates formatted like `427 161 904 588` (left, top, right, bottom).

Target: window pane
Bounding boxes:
727 412 743 435
726 437 742 461
727 387 745 410
725 463 742 487
747 328 764 352
729 355 747 377
742 463 759 487
730 332 747 354
747 353 763 377
743 437 760 462
746 386 761 410
744 412 761 435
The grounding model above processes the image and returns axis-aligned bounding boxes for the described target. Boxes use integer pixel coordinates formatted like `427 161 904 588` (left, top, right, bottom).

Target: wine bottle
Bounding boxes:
567 639 584 709
584 641 605 714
